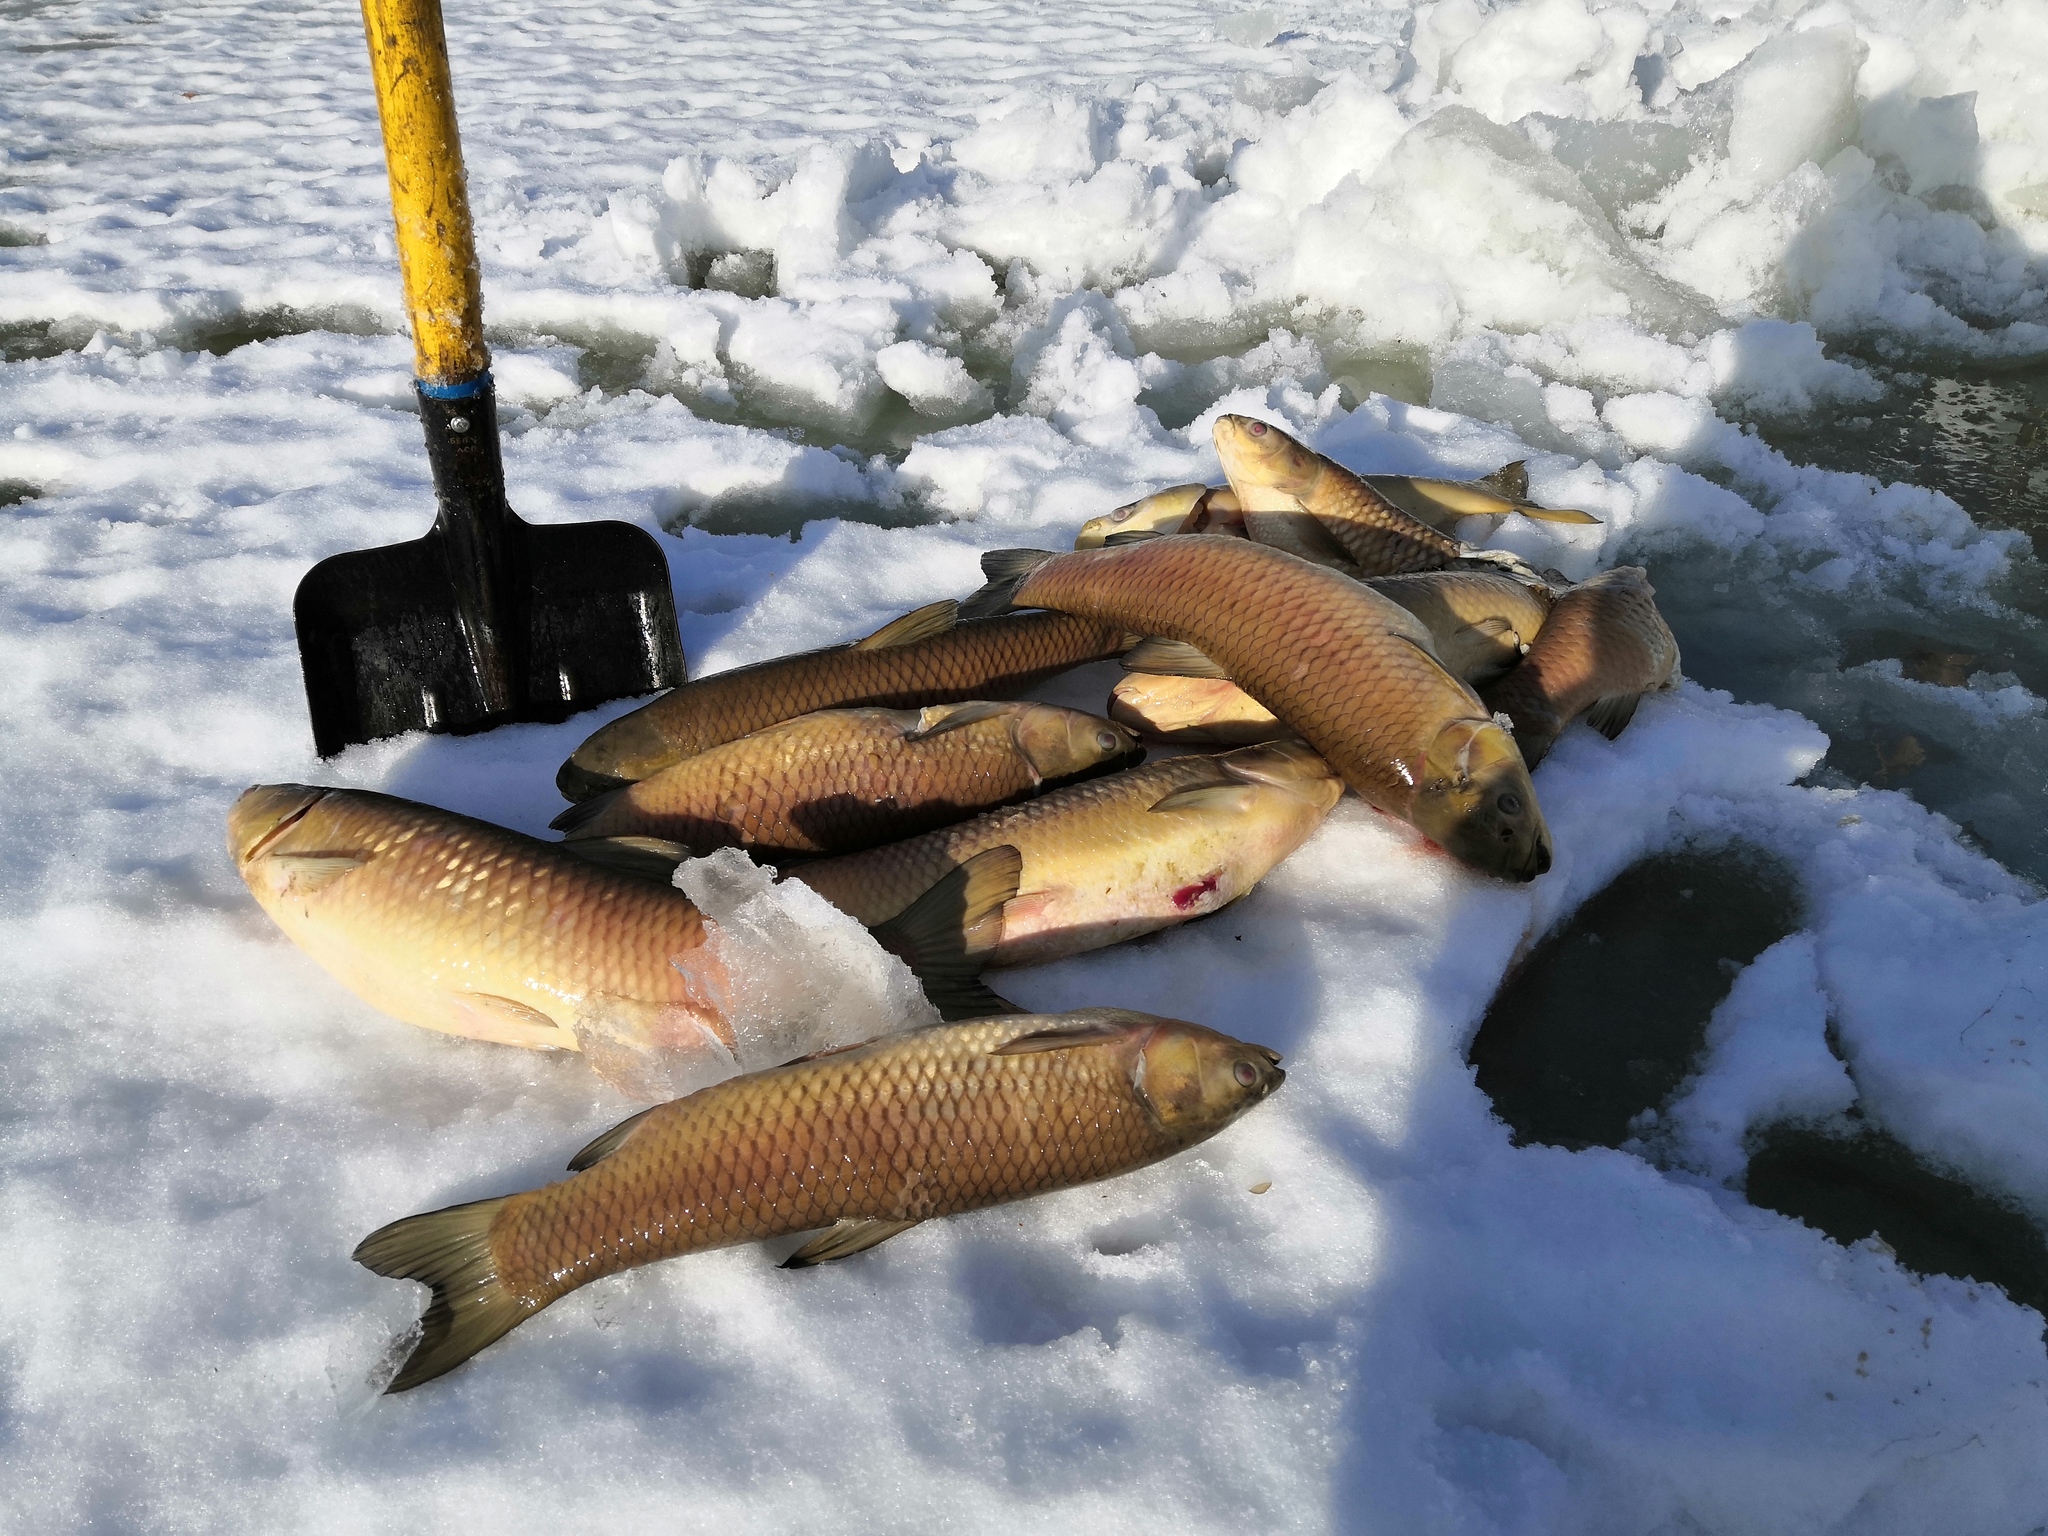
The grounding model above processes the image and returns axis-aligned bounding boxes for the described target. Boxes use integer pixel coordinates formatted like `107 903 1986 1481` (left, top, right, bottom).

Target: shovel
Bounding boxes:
294 0 684 758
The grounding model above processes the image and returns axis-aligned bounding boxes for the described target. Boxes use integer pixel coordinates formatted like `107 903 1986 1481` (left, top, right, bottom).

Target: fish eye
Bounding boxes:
1246 420 1267 436
1096 730 1120 752
1497 792 1523 816
1233 1060 1259 1087
1111 506 1132 521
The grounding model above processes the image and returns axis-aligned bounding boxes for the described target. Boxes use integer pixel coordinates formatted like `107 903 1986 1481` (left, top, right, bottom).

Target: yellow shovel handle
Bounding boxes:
359 0 490 386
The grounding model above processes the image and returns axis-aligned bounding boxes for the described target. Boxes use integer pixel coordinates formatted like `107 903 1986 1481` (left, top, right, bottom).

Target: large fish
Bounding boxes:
792 742 1343 968
355 1008 1286 1391
552 702 1140 857
960 538 1551 880
558 601 1132 801
1482 565 1681 768
229 786 1013 1082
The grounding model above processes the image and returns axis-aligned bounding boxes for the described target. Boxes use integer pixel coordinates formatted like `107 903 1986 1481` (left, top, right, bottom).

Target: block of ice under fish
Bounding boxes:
354 1008 1286 1391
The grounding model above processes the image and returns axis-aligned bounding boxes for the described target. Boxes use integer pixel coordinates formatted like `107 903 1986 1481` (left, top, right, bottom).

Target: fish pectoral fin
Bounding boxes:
451 993 574 1050
1101 528 1167 546
269 852 371 894
572 994 737 1103
780 1217 923 1269
560 835 693 883
1150 784 1260 816
1452 547 1547 584
992 1018 1134 1055
1123 637 1232 679
1514 505 1602 525
904 699 1011 740
854 598 960 651
1463 616 1517 641
868 845 1023 1021
567 1104 665 1171
1479 460 1529 500
1583 691 1644 740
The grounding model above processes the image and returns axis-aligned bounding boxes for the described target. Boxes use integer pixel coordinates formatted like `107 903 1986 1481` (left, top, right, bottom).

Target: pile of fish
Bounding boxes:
233 415 1679 1391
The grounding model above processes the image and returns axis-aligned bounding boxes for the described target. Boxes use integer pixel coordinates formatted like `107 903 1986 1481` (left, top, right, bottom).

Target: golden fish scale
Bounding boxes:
1488 568 1678 725
624 612 1127 763
577 709 1043 853
1306 464 1461 575
1013 539 1487 814
789 754 1236 926
490 1020 1172 1306
1368 570 1552 641
285 792 705 1006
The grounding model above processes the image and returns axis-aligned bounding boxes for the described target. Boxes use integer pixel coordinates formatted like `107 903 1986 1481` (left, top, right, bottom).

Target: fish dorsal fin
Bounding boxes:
867 845 1023 1021
780 1217 923 1269
268 852 371 895
992 1018 1133 1055
1149 783 1260 815
1123 637 1232 679
904 699 1012 741
560 835 692 882
854 599 960 651
1480 461 1529 500
1584 691 1645 740
567 1103 665 1172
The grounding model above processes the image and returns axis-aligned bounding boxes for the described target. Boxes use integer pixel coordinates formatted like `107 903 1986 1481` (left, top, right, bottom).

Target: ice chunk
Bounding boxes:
876 339 993 416
673 846 941 1075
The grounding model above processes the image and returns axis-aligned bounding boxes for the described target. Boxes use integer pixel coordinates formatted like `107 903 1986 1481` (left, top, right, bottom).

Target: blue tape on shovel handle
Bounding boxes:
416 372 492 400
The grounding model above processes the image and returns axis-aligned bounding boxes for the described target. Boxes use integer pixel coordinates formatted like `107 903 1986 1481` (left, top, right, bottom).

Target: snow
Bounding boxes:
5 0 2048 1527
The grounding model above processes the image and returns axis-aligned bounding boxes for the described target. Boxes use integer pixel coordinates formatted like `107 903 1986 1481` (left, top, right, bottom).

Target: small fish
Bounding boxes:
1481 566 1680 768
1363 464 1601 531
230 786 1013 1087
793 741 1343 969
1214 414 1462 575
558 602 1132 801
553 702 1140 857
961 538 1551 881
1075 485 1245 549
1108 672 1287 745
355 1008 1286 1390
1367 570 1552 686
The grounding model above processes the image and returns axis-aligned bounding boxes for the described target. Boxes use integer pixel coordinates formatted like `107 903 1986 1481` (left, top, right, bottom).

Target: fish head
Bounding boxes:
227 784 330 869
1218 739 1344 813
1074 484 1210 549
1213 415 1321 507
1010 706 1144 782
1133 1018 1286 1136
1411 717 1553 882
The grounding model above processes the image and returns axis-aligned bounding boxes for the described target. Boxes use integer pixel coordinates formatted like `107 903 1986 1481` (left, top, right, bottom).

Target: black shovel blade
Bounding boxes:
294 514 685 758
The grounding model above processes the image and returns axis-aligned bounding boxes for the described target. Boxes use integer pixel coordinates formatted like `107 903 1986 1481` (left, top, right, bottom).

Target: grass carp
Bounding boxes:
557 602 1132 802
355 1008 1285 1390
552 702 1140 858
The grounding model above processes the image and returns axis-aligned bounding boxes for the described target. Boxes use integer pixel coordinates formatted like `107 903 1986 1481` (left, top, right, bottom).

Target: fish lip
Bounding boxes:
1250 1042 1283 1065
557 758 629 803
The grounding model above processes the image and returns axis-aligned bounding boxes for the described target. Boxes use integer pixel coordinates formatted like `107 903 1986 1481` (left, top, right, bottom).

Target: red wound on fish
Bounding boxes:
1172 872 1222 910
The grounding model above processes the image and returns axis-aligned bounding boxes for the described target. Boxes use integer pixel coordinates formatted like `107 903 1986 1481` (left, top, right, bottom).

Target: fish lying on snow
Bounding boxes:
557 601 1132 801
355 1008 1286 1391
792 741 1343 974
229 786 1015 1082
960 537 1551 880
552 702 1140 857
1363 462 1601 532
1482 565 1681 768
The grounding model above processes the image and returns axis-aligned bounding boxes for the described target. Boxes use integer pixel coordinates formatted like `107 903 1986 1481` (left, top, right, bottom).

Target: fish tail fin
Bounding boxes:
1480 461 1529 500
354 1197 530 1393
960 549 1058 620
868 844 1025 1020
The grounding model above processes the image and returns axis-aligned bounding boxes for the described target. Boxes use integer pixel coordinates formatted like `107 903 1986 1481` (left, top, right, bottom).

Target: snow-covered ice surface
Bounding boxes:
6 0 2048 1527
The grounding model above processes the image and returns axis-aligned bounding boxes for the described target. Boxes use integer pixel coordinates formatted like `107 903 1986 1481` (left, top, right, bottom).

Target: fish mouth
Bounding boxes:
557 758 630 802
